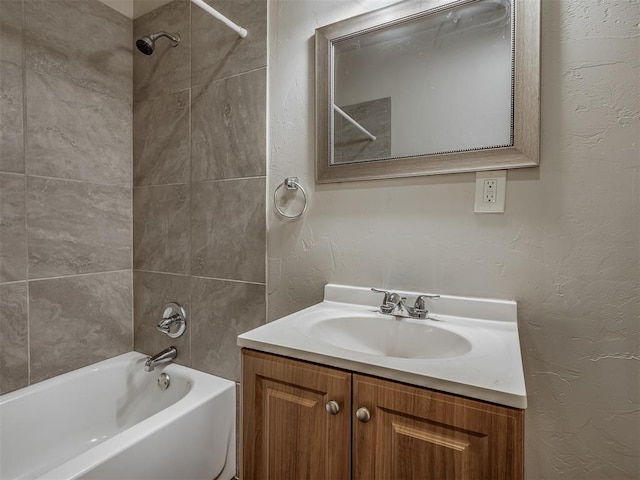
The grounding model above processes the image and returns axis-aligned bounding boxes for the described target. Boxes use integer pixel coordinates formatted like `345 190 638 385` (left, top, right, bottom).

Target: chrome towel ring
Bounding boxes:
274 177 308 220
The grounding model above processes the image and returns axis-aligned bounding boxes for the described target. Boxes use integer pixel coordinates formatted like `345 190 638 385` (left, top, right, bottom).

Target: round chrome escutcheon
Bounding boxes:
157 372 170 390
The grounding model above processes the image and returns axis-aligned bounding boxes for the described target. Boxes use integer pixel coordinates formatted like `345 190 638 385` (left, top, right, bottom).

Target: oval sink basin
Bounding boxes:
308 314 472 360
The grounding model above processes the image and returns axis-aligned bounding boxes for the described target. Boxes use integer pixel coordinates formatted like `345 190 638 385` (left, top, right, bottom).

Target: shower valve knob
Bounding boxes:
157 302 187 338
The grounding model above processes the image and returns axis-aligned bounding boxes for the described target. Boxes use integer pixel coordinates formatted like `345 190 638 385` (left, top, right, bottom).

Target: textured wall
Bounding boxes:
0 0 133 394
268 0 639 478
132 0 267 384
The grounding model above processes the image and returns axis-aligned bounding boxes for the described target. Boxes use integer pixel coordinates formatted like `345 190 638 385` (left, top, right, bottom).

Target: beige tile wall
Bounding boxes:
0 0 133 394
132 0 267 384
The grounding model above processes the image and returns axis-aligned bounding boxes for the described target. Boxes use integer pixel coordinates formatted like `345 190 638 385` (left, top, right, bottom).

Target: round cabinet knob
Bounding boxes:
325 400 340 415
356 407 371 423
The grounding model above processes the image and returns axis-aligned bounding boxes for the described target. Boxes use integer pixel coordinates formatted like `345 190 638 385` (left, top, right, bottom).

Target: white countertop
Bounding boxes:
238 284 527 408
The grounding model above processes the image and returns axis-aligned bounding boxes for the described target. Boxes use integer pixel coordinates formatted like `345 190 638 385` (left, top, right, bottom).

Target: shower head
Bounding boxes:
135 31 180 55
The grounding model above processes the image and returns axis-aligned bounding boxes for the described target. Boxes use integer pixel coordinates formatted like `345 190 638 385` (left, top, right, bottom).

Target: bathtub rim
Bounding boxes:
0 351 237 480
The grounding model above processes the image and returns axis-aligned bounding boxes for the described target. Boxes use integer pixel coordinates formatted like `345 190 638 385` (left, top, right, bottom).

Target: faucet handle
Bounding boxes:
157 302 187 339
413 294 440 318
371 288 400 314
371 288 391 303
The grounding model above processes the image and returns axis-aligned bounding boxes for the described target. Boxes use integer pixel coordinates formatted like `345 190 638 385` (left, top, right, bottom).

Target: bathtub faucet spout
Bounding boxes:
144 346 177 372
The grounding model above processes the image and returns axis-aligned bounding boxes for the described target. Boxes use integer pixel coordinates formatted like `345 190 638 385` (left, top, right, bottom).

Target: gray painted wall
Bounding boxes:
0 0 133 393
268 0 639 479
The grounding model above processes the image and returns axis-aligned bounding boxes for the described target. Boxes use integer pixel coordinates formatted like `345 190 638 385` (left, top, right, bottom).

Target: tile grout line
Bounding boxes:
190 65 267 91
133 269 266 286
130 26 135 354
192 175 267 185
24 173 133 189
21 0 31 387
131 178 266 188
188 0 193 368
191 275 266 286
0 171 25 177
0 279 28 286
133 86 192 107
134 182 190 188
28 269 134 283
132 9 139 355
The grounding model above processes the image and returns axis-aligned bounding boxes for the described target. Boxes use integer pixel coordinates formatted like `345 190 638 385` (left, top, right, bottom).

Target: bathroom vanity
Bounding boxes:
242 350 523 479
238 284 527 479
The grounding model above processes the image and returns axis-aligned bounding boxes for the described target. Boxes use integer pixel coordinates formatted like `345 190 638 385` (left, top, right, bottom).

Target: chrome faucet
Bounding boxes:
371 288 440 319
144 346 177 372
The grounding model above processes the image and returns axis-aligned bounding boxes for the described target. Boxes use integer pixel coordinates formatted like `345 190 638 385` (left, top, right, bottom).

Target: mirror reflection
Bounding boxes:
331 0 514 165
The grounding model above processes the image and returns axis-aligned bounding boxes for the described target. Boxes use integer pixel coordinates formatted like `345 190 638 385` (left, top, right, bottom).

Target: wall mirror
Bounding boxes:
315 0 540 183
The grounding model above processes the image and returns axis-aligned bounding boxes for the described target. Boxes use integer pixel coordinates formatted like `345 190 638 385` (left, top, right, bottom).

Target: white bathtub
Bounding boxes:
0 352 236 480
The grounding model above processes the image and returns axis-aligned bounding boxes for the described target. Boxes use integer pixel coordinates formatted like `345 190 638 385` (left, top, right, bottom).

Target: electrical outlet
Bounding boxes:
483 179 497 203
475 171 506 213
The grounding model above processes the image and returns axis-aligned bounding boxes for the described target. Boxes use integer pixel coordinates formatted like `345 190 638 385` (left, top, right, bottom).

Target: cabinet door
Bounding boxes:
242 350 351 480
353 375 524 480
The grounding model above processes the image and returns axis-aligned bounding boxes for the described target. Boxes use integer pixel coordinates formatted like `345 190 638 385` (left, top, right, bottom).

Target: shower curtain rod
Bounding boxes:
191 0 248 38
333 105 377 141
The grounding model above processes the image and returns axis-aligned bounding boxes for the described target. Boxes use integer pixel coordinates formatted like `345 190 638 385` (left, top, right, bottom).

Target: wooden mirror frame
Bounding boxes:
315 0 540 184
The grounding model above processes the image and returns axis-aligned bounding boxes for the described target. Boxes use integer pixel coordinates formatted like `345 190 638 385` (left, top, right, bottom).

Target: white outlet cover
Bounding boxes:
474 170 507 213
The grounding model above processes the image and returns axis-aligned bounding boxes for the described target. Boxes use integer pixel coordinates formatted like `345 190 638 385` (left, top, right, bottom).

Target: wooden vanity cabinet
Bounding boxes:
242 349 351 480
353 375 524 480
242 350 524 480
